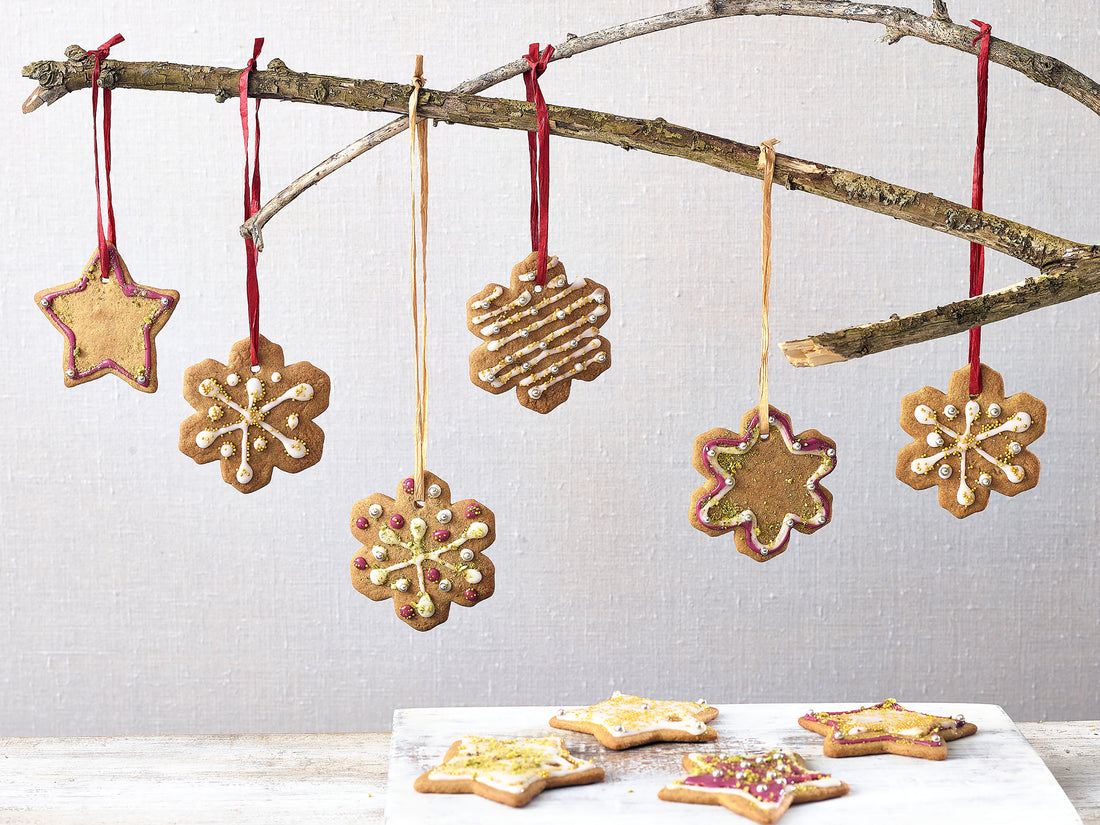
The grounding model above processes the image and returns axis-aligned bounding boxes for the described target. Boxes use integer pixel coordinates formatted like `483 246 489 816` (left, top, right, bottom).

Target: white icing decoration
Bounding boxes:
394 578 410 592
437 509 452 524
207 405 222 421
270 372 281 383
219 443 234 458
556 693 712 739
416 593 435 618
368 503 383 518
909 399 1033 503
464 569 483 584
438 579 452 592
190 375 316 484
372 547 387 561
426 484 442 498
459 548 474 562
427 735 596 795
369 569 387 585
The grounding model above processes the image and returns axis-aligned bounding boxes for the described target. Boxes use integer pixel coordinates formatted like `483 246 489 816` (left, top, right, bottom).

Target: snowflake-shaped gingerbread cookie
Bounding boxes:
690 406 836 561
659 751 848 824
467 251 610 413
350 472 494 631
179 335 330 493
897 363 1045 518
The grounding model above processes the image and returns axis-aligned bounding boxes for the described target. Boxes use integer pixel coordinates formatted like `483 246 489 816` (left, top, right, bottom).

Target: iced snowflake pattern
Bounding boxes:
179 335 330 493
350 472 495 631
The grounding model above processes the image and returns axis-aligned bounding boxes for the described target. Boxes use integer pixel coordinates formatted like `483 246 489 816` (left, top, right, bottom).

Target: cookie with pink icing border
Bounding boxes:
350 472 495 631
179 335 330 493
799 699 977 760
659 750 848 824
467 251 611 413
689 406 836 562
897 363 1045 518
35 244 178 392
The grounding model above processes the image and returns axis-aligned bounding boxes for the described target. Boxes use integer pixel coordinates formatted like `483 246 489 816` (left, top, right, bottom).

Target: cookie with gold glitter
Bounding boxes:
414 735 604 807
799 699 978 760
659 750 849 824
467 252 611 413
689 406 836 561
897 363 1045 518
550 691 718 750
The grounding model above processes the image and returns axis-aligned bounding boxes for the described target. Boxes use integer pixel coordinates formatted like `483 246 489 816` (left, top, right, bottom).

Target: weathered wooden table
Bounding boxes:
0 723 1096 824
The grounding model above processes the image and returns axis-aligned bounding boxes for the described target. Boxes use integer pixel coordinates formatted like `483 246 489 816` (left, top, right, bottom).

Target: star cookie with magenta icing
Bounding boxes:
689 406 836 562
799 699 978 760
549 691 718 750
179 335 330 493
897 363 1046 518
467 251 610 413
659 750 849 824
35 244 178 392
414 735 604 807
350 472 495 631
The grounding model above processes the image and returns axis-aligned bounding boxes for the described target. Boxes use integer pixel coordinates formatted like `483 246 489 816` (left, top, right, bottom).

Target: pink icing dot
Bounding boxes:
402 477 415 494
390 514 405 529
398 604 415 620
353 557 367 570
432 529 451 542
463 588 479 602
426 567 441 583
465 503 482 519
355 517 368 530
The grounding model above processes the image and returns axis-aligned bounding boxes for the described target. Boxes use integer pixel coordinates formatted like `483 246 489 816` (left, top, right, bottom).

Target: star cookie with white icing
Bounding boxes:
414 735 604 807
689 406 836 562
35 244 178 392
897 363 1046 518
659 750 849 824
179 335 330 493
467 251 611 413
350 472 495 631
799 699 978 760
549 691 718 750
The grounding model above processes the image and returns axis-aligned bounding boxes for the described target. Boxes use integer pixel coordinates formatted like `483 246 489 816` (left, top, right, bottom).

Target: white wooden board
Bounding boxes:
386 703 1082 825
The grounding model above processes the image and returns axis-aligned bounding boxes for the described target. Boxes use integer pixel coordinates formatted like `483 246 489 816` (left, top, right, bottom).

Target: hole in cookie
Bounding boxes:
101 276 110 284
414 500 425 509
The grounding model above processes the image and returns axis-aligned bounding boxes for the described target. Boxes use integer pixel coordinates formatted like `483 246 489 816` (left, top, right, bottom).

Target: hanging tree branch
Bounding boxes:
21 2 1100 365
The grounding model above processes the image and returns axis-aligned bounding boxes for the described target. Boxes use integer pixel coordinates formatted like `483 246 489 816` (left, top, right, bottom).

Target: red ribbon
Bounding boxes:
524 43 553 286
968 20 992 395
88 34 124 280
240 38 264 367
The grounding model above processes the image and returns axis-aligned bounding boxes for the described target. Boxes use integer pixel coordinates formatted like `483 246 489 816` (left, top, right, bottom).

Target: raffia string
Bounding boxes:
757 139 779 438
408 56 429 499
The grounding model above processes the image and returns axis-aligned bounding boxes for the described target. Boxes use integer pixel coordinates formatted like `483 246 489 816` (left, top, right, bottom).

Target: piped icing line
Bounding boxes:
670 751 842 809
479 275 576 335
516 256 560 282
368 520 489 617
910 402 1031 503
38 246 175 384
484 285 604 351
468 285 505 319
426 735 594 794
524 349 607 399
479 324 600 385
696 410 835 554
555 692 713 739
195 375 314 484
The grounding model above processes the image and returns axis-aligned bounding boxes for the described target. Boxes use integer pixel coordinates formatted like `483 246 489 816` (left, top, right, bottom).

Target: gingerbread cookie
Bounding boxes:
35 244 178 392
897 363 1046 518
549 691 718 750
179 335 330 493
799 699 978 760
350 472 494 631
659 750 848 824
467 251 610 413
690 406 836 561
414 735 604 807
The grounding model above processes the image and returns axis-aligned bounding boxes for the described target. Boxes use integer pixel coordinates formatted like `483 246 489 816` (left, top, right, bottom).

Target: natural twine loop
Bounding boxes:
408 56 429 500
756 139 779 438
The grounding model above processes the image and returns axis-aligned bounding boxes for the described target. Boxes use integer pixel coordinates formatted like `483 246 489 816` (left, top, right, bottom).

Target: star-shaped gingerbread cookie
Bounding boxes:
897 363 1045 518
799 699 978 759
659 750 849 824
35 245 178 392
690 406 836 561
179 335 330 493
467 251 610 413
414 735 604 807
350 472 494 631
549 691 718 749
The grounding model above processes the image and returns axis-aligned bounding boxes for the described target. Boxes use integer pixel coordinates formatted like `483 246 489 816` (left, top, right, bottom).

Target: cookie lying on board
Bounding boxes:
413 735 603 807
550 691 718 749
799 699 977 759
